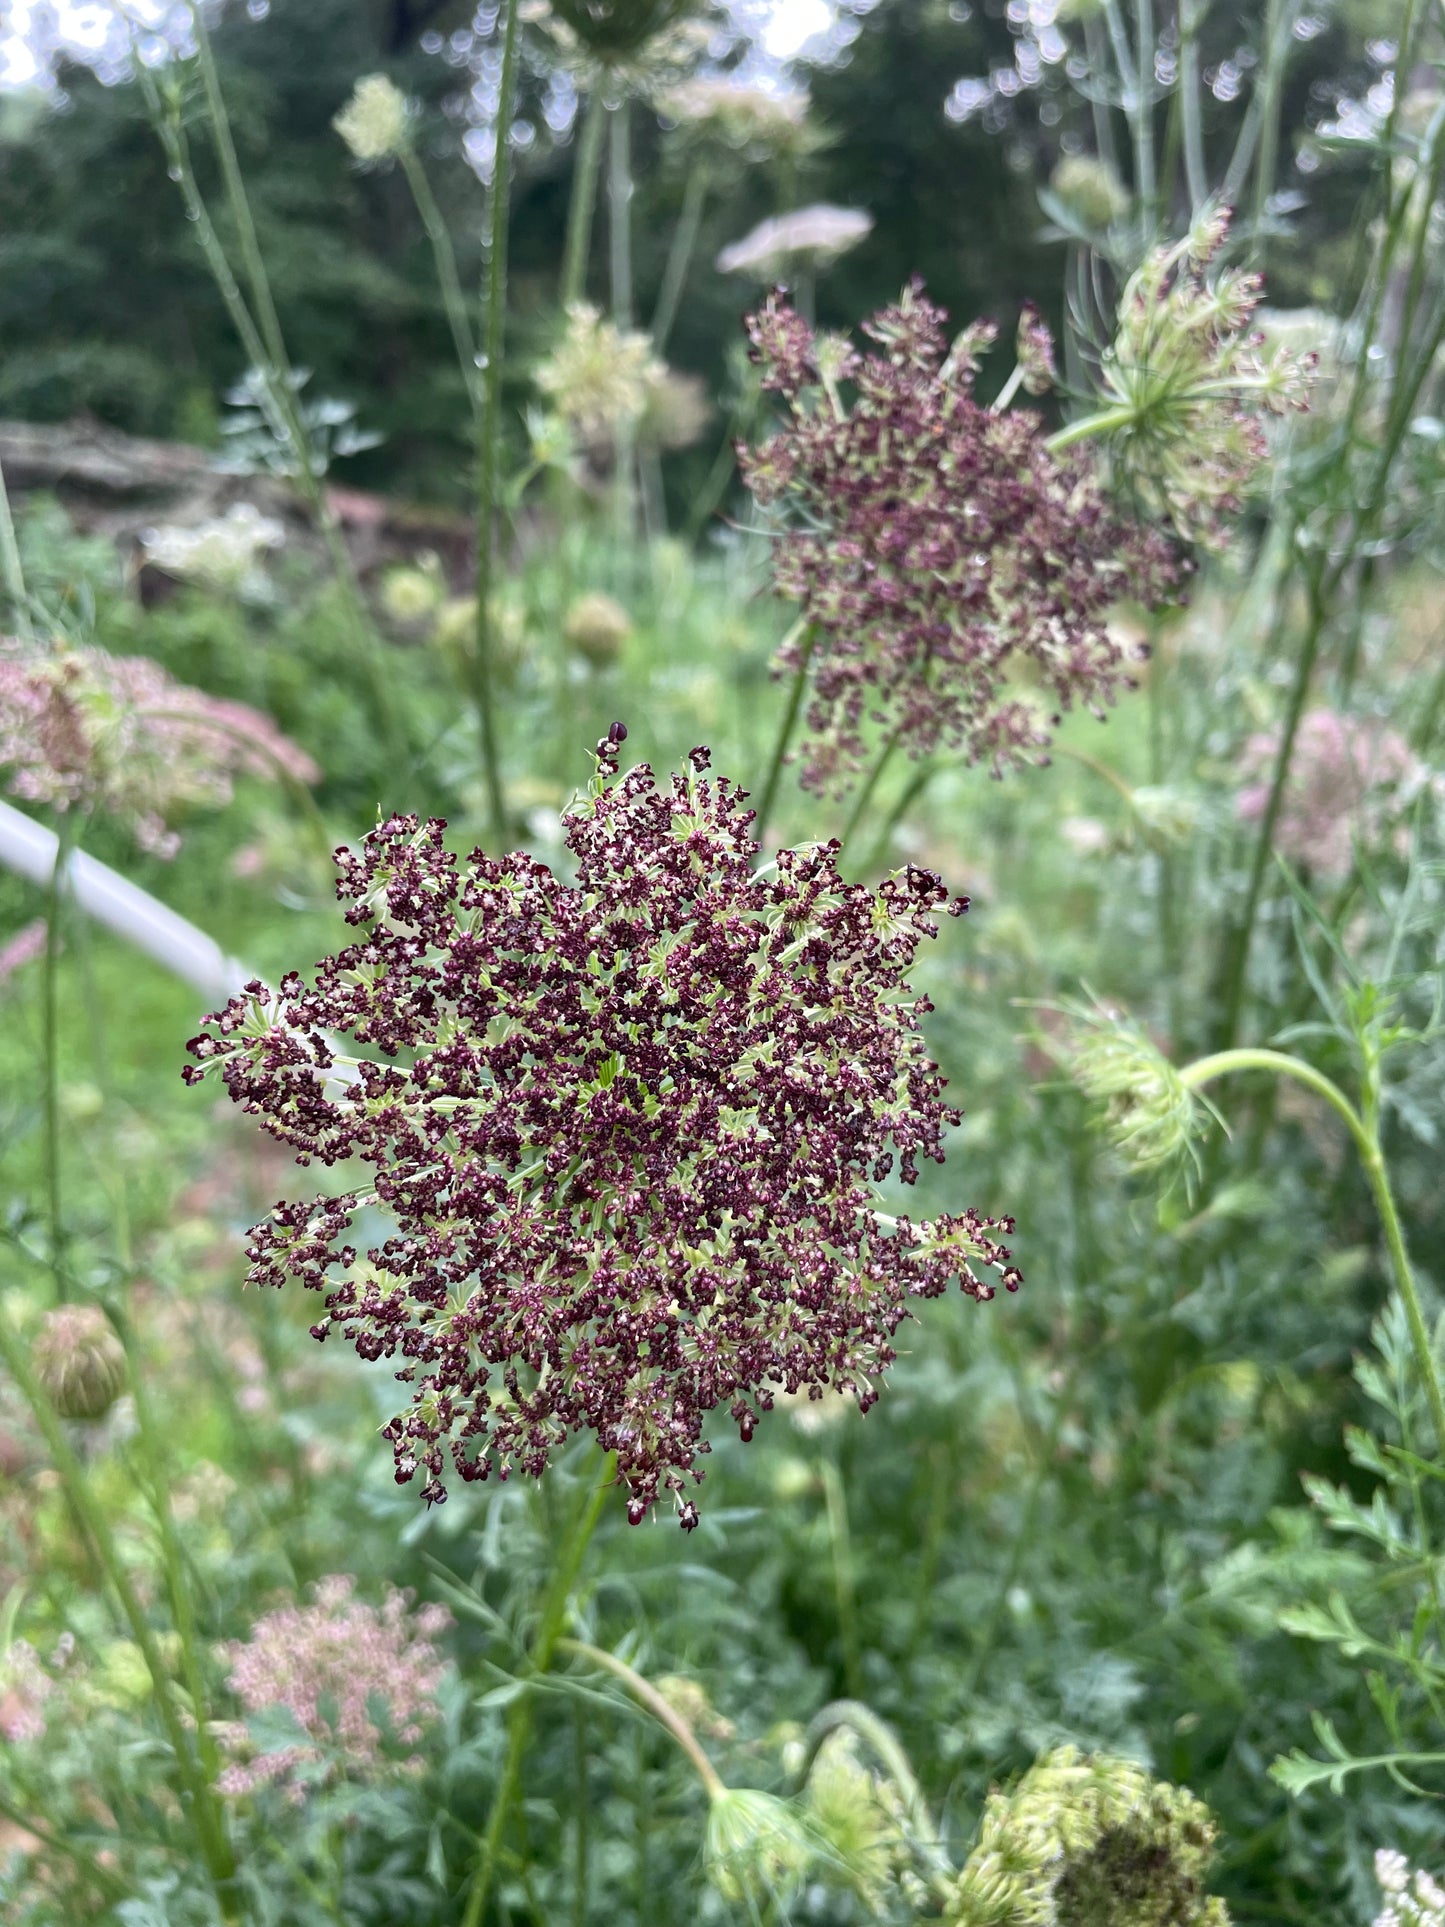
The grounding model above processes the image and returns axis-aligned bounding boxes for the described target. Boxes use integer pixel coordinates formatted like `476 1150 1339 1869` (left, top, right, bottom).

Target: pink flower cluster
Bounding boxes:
1237 707 1422 879
185 729 1019 1527
737 282 1183 796
216 1576 451 1802
0 638 319 857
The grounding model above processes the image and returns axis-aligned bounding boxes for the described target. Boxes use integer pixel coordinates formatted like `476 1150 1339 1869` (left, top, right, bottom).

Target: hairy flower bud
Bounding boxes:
185 736 1019 1525
1051 999 1210 1174
948 1747 1230 1927
31 1305 127 1421
334 74 410 163
1049 153 1130 230
705 1787 814 1904
564 592 632 667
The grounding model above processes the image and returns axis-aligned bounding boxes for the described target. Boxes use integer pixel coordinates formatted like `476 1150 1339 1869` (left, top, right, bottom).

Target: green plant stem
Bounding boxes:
752 620 814 843
399 141 482 425
472 0 524 849
130 53 407 775
1179 1048 1445 1454
0 1309 240 1919
838 729 902 853
459 1452 614 1927
1178 0 1208 213
556 1638 726 1798
187 0 287 374
572 1705 590 1927
1213 551 1319 1048
1248 0 1289 240
1132 0 1157 221
42 814 79 1305
862 761 937 873
562 93 608 306
608 98 634 328
818 1459 864 1700
1044 401 1140 454
0 450 32 643
651 161 709 356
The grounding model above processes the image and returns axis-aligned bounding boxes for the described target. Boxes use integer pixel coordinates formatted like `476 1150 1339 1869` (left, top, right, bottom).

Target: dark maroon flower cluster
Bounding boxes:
737 281 1184 796
184 728 1018 1526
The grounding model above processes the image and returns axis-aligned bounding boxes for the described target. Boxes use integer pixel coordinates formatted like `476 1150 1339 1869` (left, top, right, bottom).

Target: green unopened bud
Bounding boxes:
379 555 445 627
32 1305 127 1421
1049 153 1129 230
1128 785 1202 850
705 1787 813 1905
948 1747 1230 1927
334 74 410 163
564 592 631 668
1056 1000 1209 1174
805 1730 901 1908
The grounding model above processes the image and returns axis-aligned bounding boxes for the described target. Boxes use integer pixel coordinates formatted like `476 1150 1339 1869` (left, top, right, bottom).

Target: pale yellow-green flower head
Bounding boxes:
1048 997 1211 1175
705 1787 813 1906
947 1747 1230 1927
536 303 664 448
334 74 410 164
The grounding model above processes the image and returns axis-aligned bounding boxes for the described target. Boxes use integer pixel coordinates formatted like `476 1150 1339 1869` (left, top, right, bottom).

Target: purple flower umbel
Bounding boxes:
738 282 1183 797
185 729 1018 1526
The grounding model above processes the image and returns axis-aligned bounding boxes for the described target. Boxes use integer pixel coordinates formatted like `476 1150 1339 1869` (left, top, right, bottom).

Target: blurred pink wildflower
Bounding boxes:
0 919 46 991
0 639 319 858
0 1641 52 1743
1236 708 1421 878
216 1576 451 1803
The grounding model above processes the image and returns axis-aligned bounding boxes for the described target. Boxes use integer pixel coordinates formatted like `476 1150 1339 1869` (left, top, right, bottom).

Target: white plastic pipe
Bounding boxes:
0 796 248 1009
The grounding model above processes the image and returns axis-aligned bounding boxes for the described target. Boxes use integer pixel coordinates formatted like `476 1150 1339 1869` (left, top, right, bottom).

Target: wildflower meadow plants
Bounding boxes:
1 1 1445 1923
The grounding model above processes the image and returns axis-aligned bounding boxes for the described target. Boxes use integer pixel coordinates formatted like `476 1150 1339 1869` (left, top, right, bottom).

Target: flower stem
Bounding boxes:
42 814 79 1304
608 97 634 327
562 93 608 306
862 760 937 872
1043 402 1140 454
473 0 524 848
459 1451 614 1927
651 160 709 356
0 449 32 643
0 1307 240 1918
819 1458 864 1700
752 620 814 844
838 728 902 854
1179 1047 1445 1453
556 1638 726 1799
399 141 482 426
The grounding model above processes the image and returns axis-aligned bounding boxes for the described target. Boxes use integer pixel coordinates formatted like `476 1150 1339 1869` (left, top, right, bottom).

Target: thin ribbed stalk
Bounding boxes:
459 1452 614 1927
562 93 608 306
752 620 814 844
399 141 481 426
650 161 709 355
472 0 524 847
42 815 79 1304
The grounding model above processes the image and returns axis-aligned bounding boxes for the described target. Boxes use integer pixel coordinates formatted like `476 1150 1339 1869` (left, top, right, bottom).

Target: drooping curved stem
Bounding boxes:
752 620 814 845
562 92 608 307
796 1700 945 1863
459 1451 615 1927
472 0 524 847
1179 1047 1445 1454
557 1638 726 1799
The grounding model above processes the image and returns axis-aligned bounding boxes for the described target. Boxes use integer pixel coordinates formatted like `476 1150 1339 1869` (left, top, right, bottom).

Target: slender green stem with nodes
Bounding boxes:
472 0 524 848
1178 1047 1445 1455
562 93 608 306
459 1451 615 1927
557 1639 726 1799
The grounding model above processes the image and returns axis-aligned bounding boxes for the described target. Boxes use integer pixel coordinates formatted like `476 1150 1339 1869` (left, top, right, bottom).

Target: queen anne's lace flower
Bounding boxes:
738 282 1182 797
1374 1849 1445 1927
0 640 319 858
536 303 665 450
185 729 1019 1526
216 1576 450 1803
